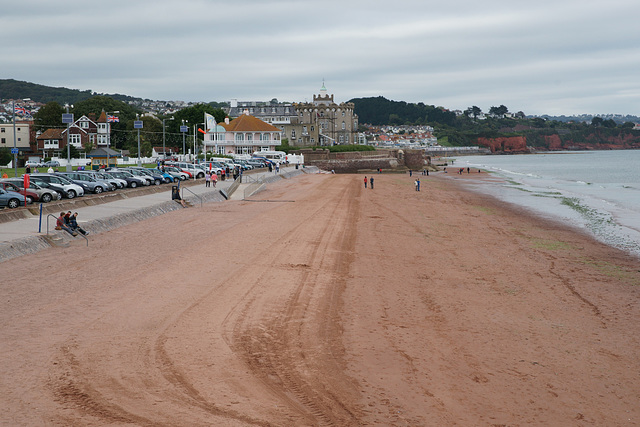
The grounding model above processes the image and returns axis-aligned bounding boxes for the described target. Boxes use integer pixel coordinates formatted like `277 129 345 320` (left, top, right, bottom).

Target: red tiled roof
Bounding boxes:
37 129 64 139
221 114 281 132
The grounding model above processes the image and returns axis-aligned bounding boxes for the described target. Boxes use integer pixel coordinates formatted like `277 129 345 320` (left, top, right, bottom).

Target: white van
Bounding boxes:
252 151 287 163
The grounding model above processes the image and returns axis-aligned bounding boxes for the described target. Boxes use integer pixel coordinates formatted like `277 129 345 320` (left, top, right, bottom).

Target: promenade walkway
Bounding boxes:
0 166 317 262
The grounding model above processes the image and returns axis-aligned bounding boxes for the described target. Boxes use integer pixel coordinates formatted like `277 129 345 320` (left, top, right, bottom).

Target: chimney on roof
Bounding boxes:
225 117 229 124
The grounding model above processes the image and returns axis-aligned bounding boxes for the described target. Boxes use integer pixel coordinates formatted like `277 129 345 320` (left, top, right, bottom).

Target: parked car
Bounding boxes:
149 168 176 183
29 173 85 199
120 168 154 185
94 171 127 189
165 162 205 179
0 188 31 209
1 178 61 202
25 160 43 168
166 166 192 179
105 170 147 188
125 167 166 185
160 166 188 181
44 160 61 168
56 172 110 194
0 181 39 204
75 171 119 191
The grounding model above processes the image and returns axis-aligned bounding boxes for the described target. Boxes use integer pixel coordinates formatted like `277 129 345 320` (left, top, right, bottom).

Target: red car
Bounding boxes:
0 181 39 204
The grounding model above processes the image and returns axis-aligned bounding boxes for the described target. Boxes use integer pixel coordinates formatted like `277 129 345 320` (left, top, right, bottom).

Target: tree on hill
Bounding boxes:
0 79 94 104
32 102 66 132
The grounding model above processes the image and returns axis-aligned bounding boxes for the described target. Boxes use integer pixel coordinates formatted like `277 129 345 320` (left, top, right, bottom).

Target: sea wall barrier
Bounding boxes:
0 167 317 263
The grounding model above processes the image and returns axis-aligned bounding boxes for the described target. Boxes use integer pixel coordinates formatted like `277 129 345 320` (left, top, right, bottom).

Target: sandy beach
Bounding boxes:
1 171 639 426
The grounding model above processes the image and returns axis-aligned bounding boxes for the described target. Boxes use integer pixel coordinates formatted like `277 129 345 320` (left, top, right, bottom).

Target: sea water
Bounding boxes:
455 150 640 257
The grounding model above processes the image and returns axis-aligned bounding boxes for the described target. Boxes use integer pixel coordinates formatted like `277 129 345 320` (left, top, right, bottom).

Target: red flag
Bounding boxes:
198 128 206 134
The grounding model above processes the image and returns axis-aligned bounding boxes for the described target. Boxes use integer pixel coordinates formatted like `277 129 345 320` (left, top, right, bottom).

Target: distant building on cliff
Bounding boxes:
225 83 359 147
293 83 359 146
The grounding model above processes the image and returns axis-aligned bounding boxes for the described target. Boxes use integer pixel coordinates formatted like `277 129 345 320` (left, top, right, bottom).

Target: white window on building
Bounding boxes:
345 135 349 143
246 133 253 141
303 126 307 134
216 146 225 155
342 111 346 117
80 121 89 129
339 135 344 143
311 138 315 144
342 121 346 130
1 128 5 133
260 133 270 141
235 133 244 142
69 134 81 146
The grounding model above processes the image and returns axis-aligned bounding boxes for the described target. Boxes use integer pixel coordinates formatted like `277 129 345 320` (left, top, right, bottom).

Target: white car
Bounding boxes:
29 174 85 199
25 160 43 168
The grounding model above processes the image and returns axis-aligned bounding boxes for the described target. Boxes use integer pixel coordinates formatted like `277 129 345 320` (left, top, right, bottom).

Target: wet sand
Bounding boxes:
1 172 639 426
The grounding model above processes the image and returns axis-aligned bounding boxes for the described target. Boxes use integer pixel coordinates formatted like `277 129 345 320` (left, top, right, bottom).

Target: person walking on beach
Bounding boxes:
364 176 367 188
370 177 374 189
415 178 421 192
409 170 412 177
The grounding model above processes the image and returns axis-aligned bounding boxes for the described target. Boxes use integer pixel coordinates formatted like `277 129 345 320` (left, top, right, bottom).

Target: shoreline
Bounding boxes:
1 172 638 425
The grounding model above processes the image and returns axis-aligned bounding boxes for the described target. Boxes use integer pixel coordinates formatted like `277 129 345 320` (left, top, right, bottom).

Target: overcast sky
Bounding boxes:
3 0 640 116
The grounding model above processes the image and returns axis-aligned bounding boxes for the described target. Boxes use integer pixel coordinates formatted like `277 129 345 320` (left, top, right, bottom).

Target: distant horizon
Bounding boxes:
2 78 639 121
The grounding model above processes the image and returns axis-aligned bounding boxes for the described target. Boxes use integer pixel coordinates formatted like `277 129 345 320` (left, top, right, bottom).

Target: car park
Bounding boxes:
106 170 148 188
0 181 39 204
0 188 31 209
29 174 85 199
43 160 61 168
56 172 111 194
1 178 61 202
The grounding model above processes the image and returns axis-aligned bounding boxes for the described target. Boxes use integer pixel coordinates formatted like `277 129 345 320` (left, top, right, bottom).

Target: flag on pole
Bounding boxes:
14 106 27 115
107 115 120 123
205 113 216 131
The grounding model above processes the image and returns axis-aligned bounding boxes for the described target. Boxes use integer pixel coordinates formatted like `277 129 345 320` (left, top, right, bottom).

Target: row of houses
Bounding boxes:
1 84 361 163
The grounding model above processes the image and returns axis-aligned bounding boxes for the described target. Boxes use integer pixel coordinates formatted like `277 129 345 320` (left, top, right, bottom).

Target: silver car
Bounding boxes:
1 178 61 202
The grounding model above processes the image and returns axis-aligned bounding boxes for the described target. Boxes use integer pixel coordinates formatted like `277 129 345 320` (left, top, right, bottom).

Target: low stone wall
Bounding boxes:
295 148 427 173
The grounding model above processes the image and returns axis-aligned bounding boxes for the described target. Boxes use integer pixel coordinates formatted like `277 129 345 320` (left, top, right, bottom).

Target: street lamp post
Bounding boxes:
134 114 144 166
162 116 174 160
64 104 74 172
105 110 120 168
181 119 189 160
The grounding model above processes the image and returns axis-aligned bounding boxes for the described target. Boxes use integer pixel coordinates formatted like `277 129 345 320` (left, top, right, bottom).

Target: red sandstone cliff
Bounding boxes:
477 136 528 153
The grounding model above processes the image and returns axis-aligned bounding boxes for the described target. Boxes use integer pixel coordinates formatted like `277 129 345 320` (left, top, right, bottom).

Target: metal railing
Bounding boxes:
46 214 88 246
181 187 202 208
